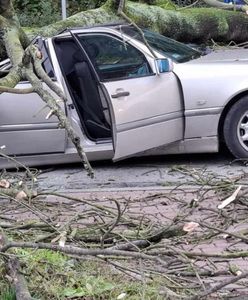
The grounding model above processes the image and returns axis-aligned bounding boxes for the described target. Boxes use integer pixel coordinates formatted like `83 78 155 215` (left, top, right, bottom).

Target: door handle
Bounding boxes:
111 91 130 98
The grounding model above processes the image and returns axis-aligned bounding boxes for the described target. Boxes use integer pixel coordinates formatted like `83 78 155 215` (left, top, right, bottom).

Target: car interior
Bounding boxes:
54 37 112 141
52 32 153 142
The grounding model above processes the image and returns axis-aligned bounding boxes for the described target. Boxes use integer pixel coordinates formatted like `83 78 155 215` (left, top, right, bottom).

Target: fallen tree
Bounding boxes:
16 0 248 44
0 0 248 60
1 0 248 298
0 0 247 162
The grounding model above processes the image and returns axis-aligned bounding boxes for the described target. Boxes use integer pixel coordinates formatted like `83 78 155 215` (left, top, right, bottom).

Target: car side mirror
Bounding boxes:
155 58 173 74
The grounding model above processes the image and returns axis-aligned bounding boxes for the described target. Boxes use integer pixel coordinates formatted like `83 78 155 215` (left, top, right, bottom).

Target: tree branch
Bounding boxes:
189 271 248 300
26 45 67 102
117 0 158 58
6 257 34 300
23 67 94 177
0 67 22 89
0 85 34 93
0 230 33 300
0 240 167 264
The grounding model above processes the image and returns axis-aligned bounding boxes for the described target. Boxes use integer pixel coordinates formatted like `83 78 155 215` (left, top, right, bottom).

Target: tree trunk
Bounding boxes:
0 1 247 59
24 0 248 44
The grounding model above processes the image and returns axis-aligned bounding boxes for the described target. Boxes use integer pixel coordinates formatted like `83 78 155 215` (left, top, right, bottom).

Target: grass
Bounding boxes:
0 288 15 300
0 249 173 299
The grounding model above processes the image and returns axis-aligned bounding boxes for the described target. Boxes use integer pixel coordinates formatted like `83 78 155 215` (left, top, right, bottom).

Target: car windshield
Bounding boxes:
117 26 202 63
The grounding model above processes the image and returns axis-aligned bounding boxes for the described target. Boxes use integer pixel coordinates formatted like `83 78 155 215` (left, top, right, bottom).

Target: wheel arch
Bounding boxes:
218 90 248 144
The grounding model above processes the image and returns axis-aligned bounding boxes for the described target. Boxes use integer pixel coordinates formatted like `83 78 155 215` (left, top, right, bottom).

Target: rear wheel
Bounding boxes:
224 97 248 158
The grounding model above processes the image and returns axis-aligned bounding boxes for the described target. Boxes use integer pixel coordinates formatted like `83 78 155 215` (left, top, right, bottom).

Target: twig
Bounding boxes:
149 248 248 259
0 151 34 178
38 191 120 217
188 271 248 300
199 221 248 243
101 199 122 247
117 1 158 58
0 240 168 266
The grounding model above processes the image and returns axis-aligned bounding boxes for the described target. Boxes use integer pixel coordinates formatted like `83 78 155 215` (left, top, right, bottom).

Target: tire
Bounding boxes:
224 97 248 158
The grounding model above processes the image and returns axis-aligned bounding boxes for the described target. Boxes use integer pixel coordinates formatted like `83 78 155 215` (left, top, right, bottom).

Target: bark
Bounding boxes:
0 229 33 300
6 257 33 300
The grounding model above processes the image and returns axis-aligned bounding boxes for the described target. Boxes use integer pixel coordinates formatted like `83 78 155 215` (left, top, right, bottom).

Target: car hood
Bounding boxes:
187 48 248 63
173 48 248 112
174 48 248 82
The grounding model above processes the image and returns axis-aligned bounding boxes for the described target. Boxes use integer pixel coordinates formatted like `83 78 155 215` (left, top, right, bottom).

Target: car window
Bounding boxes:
77 34 153 81
0 39 55 81
0 59 11 78
36 38 56 79
117 26 201 63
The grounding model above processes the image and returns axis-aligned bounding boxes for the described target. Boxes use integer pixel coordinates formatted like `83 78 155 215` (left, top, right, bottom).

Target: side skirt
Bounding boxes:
0 136 219 169
0 145 113 169
138 136 219 157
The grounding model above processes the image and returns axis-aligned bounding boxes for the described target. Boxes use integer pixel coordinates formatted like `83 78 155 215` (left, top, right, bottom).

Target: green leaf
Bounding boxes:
63 288 86 298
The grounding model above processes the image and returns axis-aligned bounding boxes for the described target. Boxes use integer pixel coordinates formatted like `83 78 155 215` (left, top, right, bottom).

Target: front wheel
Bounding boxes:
223 97 248 158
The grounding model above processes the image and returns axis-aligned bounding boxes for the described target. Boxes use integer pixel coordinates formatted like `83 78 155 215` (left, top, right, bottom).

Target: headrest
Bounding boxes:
73 43 99 63
86 43 99 59
73 50 84 63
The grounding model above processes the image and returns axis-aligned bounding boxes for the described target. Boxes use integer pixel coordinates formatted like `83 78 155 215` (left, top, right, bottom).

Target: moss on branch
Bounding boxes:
25 6 120 38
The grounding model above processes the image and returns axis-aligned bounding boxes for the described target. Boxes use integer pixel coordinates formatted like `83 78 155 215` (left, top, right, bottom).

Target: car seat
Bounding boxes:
71 49 111 139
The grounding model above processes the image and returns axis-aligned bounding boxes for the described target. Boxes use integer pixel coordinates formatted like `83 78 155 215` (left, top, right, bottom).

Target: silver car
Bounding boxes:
1 24 248 168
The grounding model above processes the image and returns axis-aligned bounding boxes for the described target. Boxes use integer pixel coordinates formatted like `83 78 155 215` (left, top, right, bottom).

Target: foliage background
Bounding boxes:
13 0 105 27
13 0 204 27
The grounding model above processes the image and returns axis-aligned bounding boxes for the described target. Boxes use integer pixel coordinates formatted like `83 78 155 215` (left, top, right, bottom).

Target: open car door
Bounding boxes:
75 32 184 160
104 72 184 160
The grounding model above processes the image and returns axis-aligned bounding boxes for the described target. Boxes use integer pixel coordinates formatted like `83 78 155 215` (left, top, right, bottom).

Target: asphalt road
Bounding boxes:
36 152 248 193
